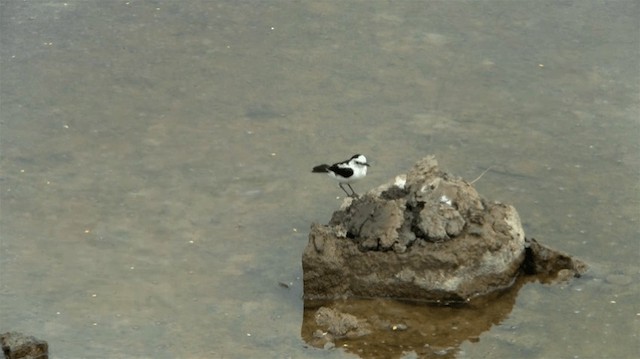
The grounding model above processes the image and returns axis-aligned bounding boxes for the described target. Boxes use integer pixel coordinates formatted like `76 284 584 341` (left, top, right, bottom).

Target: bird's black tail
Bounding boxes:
312 164 330 173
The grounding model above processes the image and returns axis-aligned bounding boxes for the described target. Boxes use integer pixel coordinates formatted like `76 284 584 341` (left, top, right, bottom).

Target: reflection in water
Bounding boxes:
302 277 530 359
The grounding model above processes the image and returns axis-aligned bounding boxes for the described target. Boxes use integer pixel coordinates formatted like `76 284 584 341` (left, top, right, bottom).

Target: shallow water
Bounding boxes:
1 1 638 358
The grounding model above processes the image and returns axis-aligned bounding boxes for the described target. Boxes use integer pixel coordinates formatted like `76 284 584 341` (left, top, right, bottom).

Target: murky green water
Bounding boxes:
1 1 638 358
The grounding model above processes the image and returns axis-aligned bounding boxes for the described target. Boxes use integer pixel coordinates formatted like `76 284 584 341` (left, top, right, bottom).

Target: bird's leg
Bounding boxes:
347 184 358 197
339 183 353 197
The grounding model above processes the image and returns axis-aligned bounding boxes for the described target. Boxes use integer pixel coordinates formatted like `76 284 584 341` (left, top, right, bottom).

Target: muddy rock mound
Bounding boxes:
303 156 528 302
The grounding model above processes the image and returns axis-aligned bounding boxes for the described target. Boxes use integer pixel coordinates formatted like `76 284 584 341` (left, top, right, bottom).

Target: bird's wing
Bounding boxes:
329 163 354 178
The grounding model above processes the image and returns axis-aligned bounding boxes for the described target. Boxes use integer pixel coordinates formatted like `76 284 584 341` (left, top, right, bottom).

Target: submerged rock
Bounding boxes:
302 156 586 302
1 332 48 359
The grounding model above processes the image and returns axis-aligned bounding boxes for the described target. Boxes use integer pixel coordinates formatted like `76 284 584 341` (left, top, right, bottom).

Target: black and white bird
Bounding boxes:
312 154 370 197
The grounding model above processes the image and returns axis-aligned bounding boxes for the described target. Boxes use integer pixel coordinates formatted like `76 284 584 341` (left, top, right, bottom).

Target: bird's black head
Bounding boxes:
350 154 369 167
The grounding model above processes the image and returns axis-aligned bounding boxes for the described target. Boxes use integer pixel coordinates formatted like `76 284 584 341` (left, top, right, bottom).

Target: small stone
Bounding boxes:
392 323 408 331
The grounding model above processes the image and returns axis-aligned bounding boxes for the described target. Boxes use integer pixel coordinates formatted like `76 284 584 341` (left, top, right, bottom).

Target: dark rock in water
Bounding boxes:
522 237 588 282
1 332 48 359
302 155 587 302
